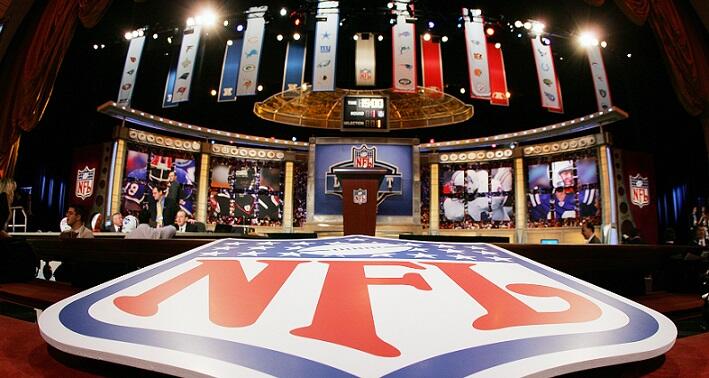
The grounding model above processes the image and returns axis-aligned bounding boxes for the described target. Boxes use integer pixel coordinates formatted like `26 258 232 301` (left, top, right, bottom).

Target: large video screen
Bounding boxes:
439 162 514 229
208 157 285 226
526 153 601 227
121 146 198 219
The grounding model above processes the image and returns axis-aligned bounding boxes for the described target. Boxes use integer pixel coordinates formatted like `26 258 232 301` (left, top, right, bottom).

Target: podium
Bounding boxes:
333 168 387 236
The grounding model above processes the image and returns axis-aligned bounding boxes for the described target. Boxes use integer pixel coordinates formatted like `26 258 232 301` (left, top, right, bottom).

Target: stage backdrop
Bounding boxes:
314 143 413 216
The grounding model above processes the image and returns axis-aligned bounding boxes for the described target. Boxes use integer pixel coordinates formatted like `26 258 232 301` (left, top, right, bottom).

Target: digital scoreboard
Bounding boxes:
341 95 388 131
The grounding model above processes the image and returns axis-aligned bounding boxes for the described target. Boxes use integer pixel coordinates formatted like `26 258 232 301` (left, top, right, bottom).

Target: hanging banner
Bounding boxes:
236 6 267 96
313 1 339 92
218 39 243 102
355 33 376 86
462 8 490 99
391 5 416 93
171 25 202 103
487 43 509 106
162 34 181 108
587 45 612 111
117 36 146 107
420 36 444 95
531 36 563 113
282 40 307 96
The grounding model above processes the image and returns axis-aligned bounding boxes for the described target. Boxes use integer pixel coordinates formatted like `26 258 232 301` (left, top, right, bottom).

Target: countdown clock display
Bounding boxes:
341 95 389 132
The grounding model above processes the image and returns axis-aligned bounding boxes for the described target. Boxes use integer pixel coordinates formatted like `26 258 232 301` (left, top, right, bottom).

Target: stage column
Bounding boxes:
598 143 616 244
282 152 295 233
109 137 127 218
429 155 439 235
196 150 210 224
514 153 527 243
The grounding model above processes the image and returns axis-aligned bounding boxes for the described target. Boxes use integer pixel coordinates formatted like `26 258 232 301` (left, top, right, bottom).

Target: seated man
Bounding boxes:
60 205 94 239
175 210 199 233
105 212 123 232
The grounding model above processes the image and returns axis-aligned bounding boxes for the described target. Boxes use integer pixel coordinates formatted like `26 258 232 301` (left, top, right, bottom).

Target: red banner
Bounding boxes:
487 43 509 106
420 37 444 96
618 150 658 244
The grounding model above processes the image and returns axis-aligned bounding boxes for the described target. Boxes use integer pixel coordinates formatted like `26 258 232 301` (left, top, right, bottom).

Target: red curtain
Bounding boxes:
0 0 112 175
584 0 709 117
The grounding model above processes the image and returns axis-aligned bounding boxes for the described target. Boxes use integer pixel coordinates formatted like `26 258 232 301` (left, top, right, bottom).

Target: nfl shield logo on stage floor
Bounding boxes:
39 236 676 377
75 166 95 200
629 174 650 208
353 188 367 204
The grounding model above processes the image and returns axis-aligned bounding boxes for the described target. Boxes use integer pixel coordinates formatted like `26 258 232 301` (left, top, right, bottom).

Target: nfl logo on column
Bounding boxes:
75 166 95 200
39 236 675 377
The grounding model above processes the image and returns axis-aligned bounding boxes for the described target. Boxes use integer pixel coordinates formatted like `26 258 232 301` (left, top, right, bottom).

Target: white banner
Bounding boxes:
312 1 339 92
531 36 563 113
171 26 202 103
117 36 146 107
587 45 612 111
355 33 376 86
236 6 267 96
391 13 416 93
463 9 490 99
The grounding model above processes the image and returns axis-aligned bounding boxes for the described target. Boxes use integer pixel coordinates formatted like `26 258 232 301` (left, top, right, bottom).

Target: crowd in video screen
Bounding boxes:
292 161 308 227
208 157 284 227
420 164 431 227
121 145 197 218
526 152 601 228
439 162 514 229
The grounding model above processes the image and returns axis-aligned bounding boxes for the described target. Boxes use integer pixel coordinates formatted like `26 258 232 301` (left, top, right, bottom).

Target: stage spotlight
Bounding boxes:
457 23 462 28
293 32 301 41
186 17 195 27
227 40 233 46
429 138 435 144
152 33 158 39
353 34 359 41
294 17 301 26
531 22 545 35
199 9 217 27
517 33 522 38
486 27 494 36
491 144 497 148
292 136 297 142
137 29 144 37
389 18 396 25
257 84 263 92
428 21 435 29
578 31 598 47
93 44 99 50
236 24 244 32
377 34 384 42
223 20 229 27
167 36 172 44
441 35 449 43
131 30 139 38
471 9 482 17
210 89 217 96
494 42 501 49
514 20 523 28
510 142 518 149
423 33 431 41
387 2 393 9
541 37 551 46
627 53 632 58
280 7 287 16
560 56 564 61
459 87 466 94
505 91 511 98
124 32 132 40
100 44 105 49
276 34 284 41
523 21 532 30
601 40 607 48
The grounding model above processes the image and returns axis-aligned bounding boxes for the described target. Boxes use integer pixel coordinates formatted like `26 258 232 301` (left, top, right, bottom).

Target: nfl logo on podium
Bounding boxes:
353 188 367 204
75 166 95 200
39 236 676 377
629 174 650 208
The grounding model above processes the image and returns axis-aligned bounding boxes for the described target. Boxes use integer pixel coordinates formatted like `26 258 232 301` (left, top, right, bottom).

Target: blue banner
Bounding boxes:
282 41 307 95
218 39 243 102
162 37 180 108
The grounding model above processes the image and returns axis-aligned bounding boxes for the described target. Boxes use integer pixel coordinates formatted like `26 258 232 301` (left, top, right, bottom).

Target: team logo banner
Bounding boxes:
312 1 339 92
463 8 490 99
236 6 267 96
282 40 307 96
39 236 676 376
355 33 376 86
218 39 243 102
117 36 145 107
170 26 202 103
75 166 95 200
162 36 180 108
391 7 416 93
587 45 613 111
629 174 650 208
531 35 563 113
487 43 509 106
420 36 444 95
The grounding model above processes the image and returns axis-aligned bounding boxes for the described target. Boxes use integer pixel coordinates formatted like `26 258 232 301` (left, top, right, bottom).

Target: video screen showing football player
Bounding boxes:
149 154 173 182
465 169 489 194
211 165 231 189
551 160 575 189
467 197 491 222
257 193 281 221
528 192 551 221
442 197 465 222
553 187 577 220
233 166 256 191
490 167 513 193
441 169 465 195
576 158 600 218
173 158 196 185
125 150 148 180
259 167 281 192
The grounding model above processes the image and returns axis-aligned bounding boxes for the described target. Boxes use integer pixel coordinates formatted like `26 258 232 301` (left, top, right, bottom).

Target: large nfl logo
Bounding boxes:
629 174 650 208
353 145 376 168
75 166 95 200
39 236 676 377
